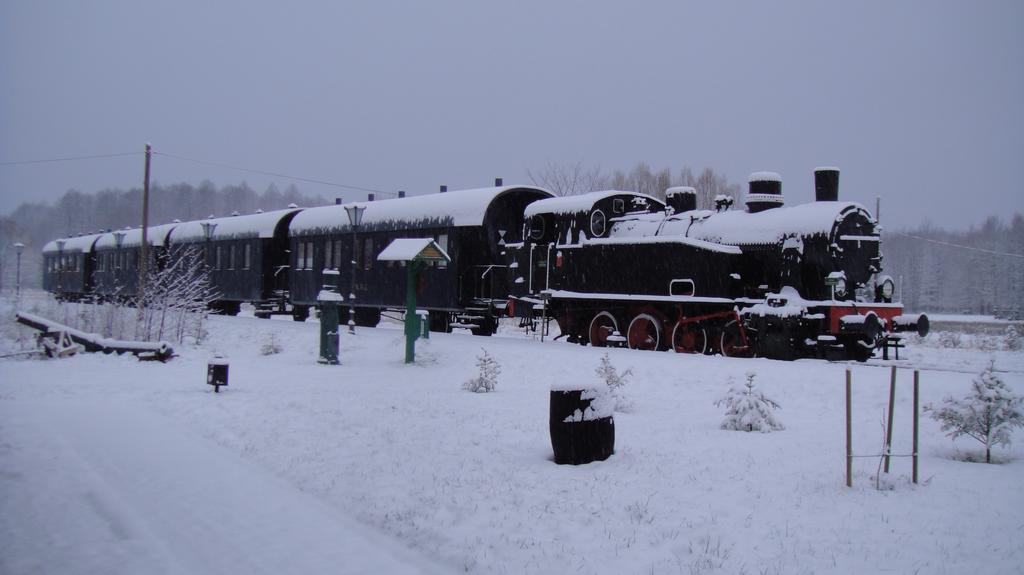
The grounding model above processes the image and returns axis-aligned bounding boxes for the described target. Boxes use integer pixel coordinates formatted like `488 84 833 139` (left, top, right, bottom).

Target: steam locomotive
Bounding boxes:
40 169 926 361
506 168 928 360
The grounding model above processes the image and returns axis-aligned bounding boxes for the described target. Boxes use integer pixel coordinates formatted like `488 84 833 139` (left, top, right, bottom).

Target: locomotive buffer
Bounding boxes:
377 238 451 364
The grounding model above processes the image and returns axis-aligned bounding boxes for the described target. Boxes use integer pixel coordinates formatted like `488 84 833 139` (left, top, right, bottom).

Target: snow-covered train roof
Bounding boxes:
290 185 552 236
42 233 105 254
523 190 662 218
674 201 873 245
94 222 179 250
167 208 302 243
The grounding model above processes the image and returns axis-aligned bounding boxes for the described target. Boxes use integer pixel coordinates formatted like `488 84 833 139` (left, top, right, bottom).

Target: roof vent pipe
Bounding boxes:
814 167 840 202
746 172 784 213
440 185 447 193
335 197 342 205
367 193 375 202
398 190 406 198
664 186 697 214
495 177 503 187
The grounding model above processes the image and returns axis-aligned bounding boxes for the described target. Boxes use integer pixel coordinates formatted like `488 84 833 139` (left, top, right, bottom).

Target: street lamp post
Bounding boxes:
14 242 24 298
55 239 66 295
343 204 365 334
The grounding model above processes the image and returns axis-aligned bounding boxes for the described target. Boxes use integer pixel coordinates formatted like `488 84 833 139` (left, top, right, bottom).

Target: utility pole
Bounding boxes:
139 143 152 308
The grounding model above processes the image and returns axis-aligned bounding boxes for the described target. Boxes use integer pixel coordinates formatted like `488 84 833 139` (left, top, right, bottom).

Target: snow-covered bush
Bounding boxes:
260 333 283 356
1005 325 1022 351
938 331 962 349
596 353 633 413
925 361 1023 463
463 348 500 393
715 372 784 433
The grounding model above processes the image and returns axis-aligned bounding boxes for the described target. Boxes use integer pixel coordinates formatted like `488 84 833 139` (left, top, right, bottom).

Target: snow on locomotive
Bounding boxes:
506 168 928 361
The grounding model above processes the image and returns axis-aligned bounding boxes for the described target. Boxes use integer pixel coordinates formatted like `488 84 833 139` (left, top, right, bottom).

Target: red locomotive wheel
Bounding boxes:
588 311 618 347
720 319 754 358
627 313 662 351
672 320 707 354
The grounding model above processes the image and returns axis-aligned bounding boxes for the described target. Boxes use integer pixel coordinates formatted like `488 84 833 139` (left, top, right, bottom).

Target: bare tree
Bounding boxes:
527 160 606 196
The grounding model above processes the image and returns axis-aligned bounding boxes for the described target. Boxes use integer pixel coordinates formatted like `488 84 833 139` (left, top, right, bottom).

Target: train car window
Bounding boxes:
333 240 343 269
590 209 607 237
133 252 139 270
229 245 237 270
613 199 624 214
363 238 374 271
528 217 546 241
324 240 333 270
216 246 223 270
243 244 251 270
306 241 315 269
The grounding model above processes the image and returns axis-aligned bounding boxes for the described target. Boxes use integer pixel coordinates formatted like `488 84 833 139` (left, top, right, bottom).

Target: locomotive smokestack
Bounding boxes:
814 167 840 202
664 186 697 214
746 172 784 213
440 185 447 193
495 177 503 187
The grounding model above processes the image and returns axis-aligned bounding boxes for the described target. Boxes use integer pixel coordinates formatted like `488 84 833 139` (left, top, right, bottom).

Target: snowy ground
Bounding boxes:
2 294 1023 574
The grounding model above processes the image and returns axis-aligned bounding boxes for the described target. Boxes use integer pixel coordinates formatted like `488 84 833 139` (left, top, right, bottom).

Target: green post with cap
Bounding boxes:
377 238 451 364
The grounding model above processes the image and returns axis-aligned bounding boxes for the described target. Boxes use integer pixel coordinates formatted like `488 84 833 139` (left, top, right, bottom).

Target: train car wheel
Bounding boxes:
627 313 662 351
720 320 754 358
671 321 707 354
588 311 618 347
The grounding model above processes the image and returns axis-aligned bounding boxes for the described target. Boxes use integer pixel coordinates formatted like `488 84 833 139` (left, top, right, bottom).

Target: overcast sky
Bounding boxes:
1 0 1021 230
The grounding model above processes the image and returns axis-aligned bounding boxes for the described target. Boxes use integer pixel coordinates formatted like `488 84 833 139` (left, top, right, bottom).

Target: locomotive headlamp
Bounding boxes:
875 276 895 303
825 271 847 299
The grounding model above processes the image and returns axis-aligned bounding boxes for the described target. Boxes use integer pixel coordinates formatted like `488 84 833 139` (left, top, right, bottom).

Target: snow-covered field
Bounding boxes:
2 295 1023 575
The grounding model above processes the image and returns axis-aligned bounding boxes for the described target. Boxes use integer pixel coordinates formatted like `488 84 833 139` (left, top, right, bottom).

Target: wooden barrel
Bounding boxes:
549 388 615 465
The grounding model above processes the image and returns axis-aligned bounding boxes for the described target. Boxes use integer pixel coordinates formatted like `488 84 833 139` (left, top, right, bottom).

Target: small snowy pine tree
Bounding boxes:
260 333 283 356
596 353 634 413
715 372 784 432
463 348 500 393
925 361 1024 463
1005 325 1021 351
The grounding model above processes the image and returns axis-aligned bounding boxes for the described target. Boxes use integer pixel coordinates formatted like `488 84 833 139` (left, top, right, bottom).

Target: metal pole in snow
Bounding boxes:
139 143 152 310
913 370 920 484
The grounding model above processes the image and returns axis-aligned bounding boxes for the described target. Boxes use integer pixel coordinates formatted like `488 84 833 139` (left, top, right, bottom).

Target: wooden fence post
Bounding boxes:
846 369 853 488
884 366 897 473
913 370 920 484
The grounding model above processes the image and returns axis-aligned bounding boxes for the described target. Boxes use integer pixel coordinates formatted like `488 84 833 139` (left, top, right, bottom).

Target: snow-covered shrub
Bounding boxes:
925 361 1023 463
260 333 283 356
463 348 500 393
938 331 962 349
715 372 784 432
1005 325 1022 351
595 353 634 413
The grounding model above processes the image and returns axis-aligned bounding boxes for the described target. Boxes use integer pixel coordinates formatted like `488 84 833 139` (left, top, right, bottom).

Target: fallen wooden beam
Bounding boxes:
15 312 174 362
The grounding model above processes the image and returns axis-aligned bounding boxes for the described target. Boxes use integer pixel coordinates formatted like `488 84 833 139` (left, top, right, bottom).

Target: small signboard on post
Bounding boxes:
377 238 452 364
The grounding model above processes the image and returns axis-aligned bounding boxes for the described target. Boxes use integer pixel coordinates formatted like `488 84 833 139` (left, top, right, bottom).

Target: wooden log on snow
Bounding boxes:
549 386 615 465
15 312 174 362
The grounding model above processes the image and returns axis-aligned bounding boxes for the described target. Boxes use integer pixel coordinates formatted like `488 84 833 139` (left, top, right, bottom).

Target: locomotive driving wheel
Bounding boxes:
627 312 663 351
671 320 707 354
719 319 754 358
588 311 619 347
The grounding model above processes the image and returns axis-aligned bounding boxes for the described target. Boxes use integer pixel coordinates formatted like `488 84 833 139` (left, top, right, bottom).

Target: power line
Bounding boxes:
0 152 140 166
154 151 398 198
890 231 1024 259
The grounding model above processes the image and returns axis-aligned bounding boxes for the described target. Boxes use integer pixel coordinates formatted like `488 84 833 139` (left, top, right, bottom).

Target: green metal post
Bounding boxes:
404 263 419 364
318 271 341 365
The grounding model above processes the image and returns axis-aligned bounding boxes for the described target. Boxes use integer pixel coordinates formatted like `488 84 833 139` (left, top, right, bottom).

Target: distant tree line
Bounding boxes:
883 215 1024 315
527 160 742 209
0 181 329 290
